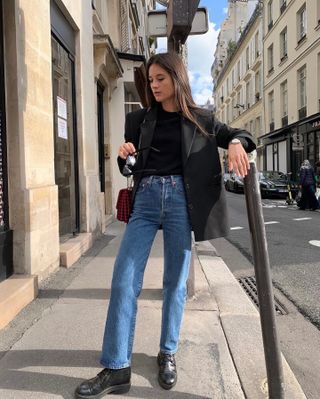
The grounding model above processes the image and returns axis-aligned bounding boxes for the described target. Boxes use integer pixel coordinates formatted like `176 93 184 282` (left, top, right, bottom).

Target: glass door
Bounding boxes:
51 35 79 239
0 0 13 282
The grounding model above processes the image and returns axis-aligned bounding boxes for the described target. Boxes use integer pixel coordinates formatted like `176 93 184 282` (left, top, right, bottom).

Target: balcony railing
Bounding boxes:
298 106 307 119
282 115 288 127
280 3 287 14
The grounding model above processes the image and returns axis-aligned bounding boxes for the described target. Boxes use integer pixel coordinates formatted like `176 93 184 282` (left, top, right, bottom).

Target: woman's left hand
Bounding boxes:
228 143 250 177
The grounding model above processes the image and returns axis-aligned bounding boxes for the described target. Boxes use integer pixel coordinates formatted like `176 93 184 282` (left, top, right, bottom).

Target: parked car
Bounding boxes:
225 171 244 193
258 171 299 199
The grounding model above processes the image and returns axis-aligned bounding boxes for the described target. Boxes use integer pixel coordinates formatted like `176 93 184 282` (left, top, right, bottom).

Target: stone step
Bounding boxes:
0 274 38 330
59 233 93 268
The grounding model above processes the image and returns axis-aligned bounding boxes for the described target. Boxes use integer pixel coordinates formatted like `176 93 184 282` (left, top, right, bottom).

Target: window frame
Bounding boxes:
297 3 307 44
280 26 287 61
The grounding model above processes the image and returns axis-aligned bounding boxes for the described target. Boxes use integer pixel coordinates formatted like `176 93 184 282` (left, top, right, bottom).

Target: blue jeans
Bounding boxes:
100 175 192 369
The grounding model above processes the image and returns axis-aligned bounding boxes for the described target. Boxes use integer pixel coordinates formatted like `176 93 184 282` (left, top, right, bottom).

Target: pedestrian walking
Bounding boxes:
298 160 319 210
74 52 256 399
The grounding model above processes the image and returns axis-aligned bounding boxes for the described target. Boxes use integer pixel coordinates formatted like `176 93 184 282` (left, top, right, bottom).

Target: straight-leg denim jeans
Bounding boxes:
100 175 192 369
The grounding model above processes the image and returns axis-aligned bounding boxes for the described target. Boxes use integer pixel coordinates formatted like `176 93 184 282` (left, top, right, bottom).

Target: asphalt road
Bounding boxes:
211 191 320 399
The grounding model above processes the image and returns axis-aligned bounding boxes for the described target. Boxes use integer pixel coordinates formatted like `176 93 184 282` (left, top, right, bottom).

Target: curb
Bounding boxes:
195 240 306 399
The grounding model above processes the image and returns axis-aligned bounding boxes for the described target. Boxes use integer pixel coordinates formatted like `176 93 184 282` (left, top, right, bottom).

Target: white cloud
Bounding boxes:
187 21 219 105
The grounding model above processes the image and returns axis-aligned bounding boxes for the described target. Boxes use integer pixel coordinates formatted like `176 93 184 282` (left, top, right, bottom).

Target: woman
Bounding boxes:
75 52 256 398
298 160 318 210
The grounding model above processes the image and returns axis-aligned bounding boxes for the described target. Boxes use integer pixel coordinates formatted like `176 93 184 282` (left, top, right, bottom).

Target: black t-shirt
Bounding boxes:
143 105 182 176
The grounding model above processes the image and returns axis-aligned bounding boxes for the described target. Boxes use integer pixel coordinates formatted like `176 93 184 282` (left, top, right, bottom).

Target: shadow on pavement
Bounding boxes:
0 350 210 399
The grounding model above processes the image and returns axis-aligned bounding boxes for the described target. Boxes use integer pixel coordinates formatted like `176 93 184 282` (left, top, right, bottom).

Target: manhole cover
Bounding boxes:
238 276 287 315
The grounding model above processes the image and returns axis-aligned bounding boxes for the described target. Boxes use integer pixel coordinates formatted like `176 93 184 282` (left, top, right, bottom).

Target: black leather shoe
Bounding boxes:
74 367 131 398
157 352 177 390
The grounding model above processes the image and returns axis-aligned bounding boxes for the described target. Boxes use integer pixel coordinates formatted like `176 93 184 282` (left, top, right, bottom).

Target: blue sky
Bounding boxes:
188 0 228 104
157 0 229 105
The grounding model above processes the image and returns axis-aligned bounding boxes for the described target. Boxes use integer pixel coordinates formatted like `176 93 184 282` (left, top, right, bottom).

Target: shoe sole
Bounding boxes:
74 383 131 399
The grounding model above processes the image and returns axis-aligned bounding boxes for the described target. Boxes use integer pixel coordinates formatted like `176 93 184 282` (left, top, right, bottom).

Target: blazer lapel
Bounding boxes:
138 106 157 168
181 116 197 167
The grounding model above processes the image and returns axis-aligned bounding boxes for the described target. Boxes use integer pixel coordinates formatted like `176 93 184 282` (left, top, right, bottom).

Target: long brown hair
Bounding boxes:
145 52 208 136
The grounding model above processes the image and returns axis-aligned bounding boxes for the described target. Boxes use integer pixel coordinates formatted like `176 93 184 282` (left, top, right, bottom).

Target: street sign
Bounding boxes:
147 7 208 37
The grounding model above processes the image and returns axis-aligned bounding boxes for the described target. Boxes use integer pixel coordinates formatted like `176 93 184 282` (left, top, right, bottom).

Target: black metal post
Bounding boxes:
244 155 285 399
167 0 199 297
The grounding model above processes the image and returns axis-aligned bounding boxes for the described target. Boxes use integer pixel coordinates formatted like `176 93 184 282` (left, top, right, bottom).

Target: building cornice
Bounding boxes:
215 5 262 87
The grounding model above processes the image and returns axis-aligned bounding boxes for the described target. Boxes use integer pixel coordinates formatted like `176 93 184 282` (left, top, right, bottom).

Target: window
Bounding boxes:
268 44 274 73
256 117 261 136
298 65 307 115
250 120 254 134
232 97 236 119
268 91 274 130
318 53 320 111
317 1 320 26
255 31 259 58
255 70 260 101
280 80 288 126
268 1 273 30
237 91 241 113
237 60 241 82
246 47 250 71
232 69 235 89
246 80 251 108
280 27 287 61
297 4 306 43
280 0 286 14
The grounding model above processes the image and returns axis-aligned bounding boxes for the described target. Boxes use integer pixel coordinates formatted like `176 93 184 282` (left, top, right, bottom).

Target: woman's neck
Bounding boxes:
161 100 178 113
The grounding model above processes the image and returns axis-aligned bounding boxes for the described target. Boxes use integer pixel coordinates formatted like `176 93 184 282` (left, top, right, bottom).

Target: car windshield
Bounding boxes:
259 171 285 180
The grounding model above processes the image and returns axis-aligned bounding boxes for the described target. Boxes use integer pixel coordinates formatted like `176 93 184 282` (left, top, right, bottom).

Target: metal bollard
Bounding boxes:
244 151 285 399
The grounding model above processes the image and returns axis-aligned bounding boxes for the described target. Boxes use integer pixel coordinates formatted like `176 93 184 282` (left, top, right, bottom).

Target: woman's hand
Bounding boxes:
228 142 250 177
118 142 136 160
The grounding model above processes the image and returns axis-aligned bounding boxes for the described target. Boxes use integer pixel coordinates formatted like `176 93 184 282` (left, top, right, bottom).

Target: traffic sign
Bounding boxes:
147 7 208 37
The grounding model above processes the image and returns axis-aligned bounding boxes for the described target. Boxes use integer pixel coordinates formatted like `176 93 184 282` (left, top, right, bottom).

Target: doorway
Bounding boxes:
51 35 79 239
0 0 13 282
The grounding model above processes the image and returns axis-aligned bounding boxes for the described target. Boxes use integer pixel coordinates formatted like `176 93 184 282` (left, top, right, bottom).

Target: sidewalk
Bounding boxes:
0 222 306 399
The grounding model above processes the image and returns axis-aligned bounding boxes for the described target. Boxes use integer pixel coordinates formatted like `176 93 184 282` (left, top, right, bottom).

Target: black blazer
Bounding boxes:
118 105 256 241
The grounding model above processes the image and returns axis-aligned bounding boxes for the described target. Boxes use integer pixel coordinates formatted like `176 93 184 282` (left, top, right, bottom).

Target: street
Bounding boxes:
211 191 320 399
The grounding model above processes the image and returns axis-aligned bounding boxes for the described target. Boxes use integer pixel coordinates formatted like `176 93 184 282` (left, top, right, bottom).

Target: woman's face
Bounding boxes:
148 64 175 105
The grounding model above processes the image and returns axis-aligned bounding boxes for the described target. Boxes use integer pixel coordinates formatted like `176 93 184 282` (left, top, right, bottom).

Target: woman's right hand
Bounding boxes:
118 142 136 159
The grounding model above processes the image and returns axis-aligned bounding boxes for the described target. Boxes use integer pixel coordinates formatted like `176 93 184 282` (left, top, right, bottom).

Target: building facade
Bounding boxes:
0 0 155 329
213 4 264 171
262 0 320 179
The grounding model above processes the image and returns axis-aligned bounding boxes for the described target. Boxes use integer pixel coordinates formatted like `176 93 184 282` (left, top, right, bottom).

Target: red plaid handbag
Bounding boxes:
116 178 133 223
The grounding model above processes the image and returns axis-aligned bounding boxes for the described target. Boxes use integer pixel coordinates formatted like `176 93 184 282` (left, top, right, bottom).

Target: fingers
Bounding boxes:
118 142 136 159
228 146 250 177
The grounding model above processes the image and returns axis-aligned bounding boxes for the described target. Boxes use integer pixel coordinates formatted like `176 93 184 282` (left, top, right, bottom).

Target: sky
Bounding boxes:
156 0 229 105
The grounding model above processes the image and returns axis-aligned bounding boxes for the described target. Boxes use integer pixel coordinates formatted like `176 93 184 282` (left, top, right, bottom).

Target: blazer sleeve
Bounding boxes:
212 117 256 153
